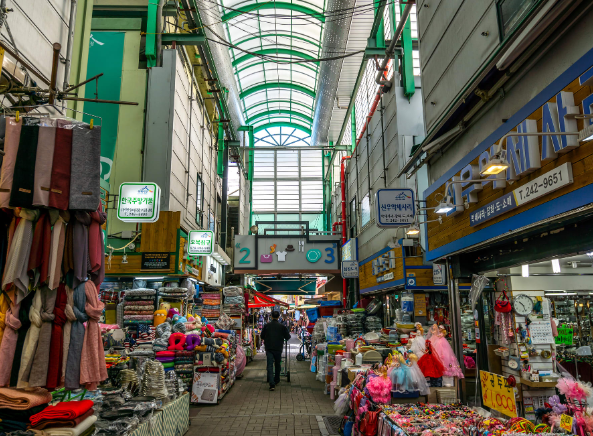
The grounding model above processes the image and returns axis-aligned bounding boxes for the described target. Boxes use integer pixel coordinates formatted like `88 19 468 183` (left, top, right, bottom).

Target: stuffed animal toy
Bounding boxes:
168 332 187 350
159 302 171 313
167 308 180 319
153 309 167 327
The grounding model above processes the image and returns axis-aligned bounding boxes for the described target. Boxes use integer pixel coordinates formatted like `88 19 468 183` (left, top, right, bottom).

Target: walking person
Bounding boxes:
261 310 291 391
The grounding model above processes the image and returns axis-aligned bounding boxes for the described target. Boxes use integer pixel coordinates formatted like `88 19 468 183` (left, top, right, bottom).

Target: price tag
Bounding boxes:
560 414 573 432
479 370 517 418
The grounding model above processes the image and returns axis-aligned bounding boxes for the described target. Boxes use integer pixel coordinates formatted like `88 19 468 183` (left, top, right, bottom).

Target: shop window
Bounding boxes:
496 0 537 38
196 173 203 226
349 197 357 237
361 194 371 228
208 209 215 233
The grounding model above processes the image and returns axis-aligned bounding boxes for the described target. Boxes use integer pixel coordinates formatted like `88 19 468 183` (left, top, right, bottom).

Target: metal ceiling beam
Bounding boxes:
221 2 326 23
234 32 322 49
235 59 317 75
240 82 316 99
246 110 313 125
232 48 319 67
240 145 349 151
369 0 387 41
253 122 312 136
244 99 313 114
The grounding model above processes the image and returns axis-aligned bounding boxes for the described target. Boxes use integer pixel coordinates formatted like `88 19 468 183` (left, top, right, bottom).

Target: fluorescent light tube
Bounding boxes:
552 259 561 273
522 264 529 277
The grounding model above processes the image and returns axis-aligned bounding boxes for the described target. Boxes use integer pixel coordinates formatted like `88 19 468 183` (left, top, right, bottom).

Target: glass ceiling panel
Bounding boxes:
219 0 327 137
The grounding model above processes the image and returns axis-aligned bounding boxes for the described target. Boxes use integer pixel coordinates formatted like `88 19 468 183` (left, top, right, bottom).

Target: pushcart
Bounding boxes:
296 329 312 361
280 339 291 382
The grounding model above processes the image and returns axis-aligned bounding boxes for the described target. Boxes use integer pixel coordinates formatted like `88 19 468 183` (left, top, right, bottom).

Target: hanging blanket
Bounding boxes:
46 284 67 390
48 120 73 210
10 291 34 386
88 204 105 287
27 210 51 287
9 121 39 208
0 302 21 386
65 282 87 390
48 213 68 290
69 125 101 211
32 121 57 207
17 290 42 388
79 282 107 390
0 117 22 207
62 285 75 384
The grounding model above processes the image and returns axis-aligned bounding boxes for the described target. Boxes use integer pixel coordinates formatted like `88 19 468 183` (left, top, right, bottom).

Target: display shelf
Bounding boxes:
520 378 558 388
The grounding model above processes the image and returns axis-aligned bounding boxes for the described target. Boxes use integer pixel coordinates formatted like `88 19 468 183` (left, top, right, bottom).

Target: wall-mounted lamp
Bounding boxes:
480 149 509 175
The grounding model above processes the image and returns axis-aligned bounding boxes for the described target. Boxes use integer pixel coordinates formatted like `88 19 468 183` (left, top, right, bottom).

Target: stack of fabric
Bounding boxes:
174 351 194 386
158 286 191 299
201 292 221 318
155 351 175 373
0 387 51 432
29 399 97 435
122 289 155 326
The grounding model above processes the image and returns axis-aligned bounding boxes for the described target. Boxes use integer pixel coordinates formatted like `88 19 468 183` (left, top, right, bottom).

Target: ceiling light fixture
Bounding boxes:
480 149 509 175
552 259 561 273
522 264 529 277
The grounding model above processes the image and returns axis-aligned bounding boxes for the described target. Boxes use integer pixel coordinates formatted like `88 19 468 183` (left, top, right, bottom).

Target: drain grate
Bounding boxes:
322 415 343 435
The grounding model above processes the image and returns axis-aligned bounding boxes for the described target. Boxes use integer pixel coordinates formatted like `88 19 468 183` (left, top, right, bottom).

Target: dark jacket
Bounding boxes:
261 319 291 352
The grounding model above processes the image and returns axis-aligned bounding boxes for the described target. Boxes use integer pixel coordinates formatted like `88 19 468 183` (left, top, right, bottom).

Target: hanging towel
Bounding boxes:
23 286 57 387
27 210 52 287
0 292 9 348
2 209 39 302
9 121 39 208
62 285 75 384
72 212 90 289
32 120 57 207
10 291 34 386
69 125 101 211
62 214 74 277
17 289 42 388
0 302 21 386
80 282 107 390
0 117 22 208
48 213 67 290
64 282 87 390
46 284 67 390
89 203 105 287
48 121 73 210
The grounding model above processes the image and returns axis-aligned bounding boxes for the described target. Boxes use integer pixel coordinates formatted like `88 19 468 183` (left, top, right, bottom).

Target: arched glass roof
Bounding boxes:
218 0 326 136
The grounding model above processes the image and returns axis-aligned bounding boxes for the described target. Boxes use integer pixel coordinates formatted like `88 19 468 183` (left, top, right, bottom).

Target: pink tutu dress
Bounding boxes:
429 326 464 378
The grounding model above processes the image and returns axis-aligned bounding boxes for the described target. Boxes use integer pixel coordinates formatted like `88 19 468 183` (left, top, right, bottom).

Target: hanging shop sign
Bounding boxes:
479 370 518 418
469 163 573 227
341 261 359 278
342 238 358 261
376 189 415 227
433 264 446 285
423 58 593 261
117 182 161 223
233 235 340 272
141 252 171 271
555 325 574 345
414 293 427 316
187 230 214 255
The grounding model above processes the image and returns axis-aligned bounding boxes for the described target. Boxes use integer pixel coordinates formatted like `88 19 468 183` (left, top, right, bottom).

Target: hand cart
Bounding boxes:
296 329 312 361
280 339 291 382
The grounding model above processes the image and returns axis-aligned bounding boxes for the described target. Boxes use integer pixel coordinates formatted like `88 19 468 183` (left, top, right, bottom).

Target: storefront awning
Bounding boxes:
249 291 290 308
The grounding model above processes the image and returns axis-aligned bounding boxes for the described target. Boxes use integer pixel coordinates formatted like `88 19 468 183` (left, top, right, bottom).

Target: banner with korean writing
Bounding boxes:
555 325 574 345
480 370 517 418
376 189 415 227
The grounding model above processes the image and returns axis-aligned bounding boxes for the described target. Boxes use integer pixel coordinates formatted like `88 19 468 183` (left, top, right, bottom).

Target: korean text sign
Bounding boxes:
188 230 214 255
480 370 517 418
376 189 415 227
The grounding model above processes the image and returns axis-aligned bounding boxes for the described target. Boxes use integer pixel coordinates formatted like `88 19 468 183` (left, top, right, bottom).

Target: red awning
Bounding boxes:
249 291 289 308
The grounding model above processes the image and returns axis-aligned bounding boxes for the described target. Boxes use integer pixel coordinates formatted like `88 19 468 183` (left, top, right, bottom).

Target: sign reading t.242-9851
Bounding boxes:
187 230 213 255
470 163 573 227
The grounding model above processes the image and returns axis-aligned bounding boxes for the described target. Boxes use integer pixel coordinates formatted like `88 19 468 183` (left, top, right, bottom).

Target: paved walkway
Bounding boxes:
188 334 335 436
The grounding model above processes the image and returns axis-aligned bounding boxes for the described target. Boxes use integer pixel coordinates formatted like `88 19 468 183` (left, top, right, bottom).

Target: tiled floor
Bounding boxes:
188 335 335 436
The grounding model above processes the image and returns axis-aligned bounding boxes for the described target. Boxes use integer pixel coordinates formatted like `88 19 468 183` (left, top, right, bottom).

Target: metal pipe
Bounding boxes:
64 73 103 93
60 97 139 105
341 155 351 308
156 0 166 67
63 0 78 91
49 43 62 105
375 1 414 87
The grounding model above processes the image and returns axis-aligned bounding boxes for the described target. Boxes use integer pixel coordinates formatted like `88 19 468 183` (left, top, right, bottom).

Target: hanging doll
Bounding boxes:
428 324 464 378
391 354 418 393
408 353 430 395
409 322 426 359
417 339 445 379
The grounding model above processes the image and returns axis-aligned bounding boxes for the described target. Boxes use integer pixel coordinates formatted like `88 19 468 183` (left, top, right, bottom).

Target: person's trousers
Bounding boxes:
266 350 282 387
